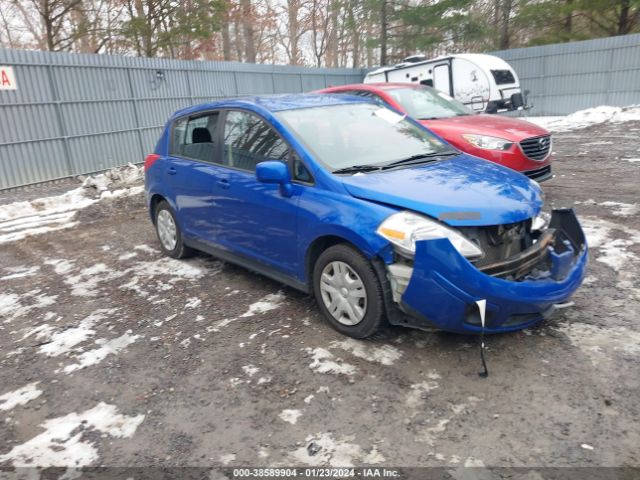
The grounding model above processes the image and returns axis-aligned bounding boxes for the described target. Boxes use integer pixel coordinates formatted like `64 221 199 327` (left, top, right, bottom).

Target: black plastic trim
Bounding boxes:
184 237 309 293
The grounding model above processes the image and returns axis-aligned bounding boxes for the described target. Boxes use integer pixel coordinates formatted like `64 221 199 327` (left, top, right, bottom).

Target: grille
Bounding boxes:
523 165 552 181
520 135 552 161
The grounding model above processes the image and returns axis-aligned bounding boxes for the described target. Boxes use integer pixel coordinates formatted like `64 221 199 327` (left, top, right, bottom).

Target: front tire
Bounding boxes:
154 200 193 259
313 244 385 339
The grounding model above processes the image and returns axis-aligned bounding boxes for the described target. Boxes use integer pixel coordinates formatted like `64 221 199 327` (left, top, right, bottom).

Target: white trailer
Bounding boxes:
364 53 529 114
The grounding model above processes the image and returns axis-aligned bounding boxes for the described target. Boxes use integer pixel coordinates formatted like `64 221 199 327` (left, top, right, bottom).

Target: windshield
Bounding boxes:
276 103 456 172
386 86 473 120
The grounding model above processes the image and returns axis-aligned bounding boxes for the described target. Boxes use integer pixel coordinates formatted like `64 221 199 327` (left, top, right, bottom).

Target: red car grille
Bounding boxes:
520 135 552 161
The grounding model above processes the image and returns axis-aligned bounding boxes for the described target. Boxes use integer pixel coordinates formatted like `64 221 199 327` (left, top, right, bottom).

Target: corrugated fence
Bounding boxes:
492 33 640 116
0 48 367 190
2 34 640 189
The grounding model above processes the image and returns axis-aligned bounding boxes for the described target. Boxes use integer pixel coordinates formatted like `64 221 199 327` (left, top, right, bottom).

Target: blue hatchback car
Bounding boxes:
144 94 587 338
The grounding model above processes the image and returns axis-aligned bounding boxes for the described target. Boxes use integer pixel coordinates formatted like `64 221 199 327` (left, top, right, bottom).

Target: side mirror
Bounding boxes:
256 161 293 197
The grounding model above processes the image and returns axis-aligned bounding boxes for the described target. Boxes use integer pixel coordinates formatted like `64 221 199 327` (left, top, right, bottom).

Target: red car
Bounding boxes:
317 83 553 182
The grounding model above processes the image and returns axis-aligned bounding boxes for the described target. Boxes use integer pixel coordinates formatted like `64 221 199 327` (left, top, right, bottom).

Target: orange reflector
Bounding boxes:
379 227 406 240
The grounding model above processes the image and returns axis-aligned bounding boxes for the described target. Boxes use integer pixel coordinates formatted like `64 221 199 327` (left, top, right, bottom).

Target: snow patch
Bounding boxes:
185 297 202 308
0 165 143 245
0 266 40 282
600 201 639 217
525 105 640 133
0 290 58 323
0 402 144 467
35 310 115 357
64 263 126 297
406 377 440 409
61 331 140 374
581 217 640 273
134 244 158 255
242 365 259 377
208 292 284 332
0 382 42 411
305 347 356 376
329 338 402 366
279 409 303 425
290 433 384 467
128 258 205 281
220 453 236 465
464 457 485 467
240 292 284 317
555 322 640 364
597 239 637 271
45 259 76 275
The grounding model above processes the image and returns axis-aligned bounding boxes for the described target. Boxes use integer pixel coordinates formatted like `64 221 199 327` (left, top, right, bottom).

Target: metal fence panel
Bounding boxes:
492 33 640 116
3 35 640 189
0 48 367 189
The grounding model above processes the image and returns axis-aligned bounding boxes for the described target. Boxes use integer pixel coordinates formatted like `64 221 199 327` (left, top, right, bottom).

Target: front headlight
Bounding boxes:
376 211 484 259
462 134 513 151
531 211 551 232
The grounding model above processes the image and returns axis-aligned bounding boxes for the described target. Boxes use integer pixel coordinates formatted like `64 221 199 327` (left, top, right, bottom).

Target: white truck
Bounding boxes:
364 53 529 114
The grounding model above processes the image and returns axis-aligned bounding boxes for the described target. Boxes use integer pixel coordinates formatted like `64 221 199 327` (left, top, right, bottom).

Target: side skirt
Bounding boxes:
185 238 310 294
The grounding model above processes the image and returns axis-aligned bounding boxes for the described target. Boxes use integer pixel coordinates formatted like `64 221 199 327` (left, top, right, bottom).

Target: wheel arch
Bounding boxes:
149 193 165 224
304 231 393 292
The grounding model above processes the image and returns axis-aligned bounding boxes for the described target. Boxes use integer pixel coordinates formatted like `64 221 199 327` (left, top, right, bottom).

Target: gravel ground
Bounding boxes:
0 120 639 475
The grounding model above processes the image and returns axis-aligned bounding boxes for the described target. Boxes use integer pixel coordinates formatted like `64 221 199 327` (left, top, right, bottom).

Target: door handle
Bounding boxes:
217 178 230 189
167 167 177 175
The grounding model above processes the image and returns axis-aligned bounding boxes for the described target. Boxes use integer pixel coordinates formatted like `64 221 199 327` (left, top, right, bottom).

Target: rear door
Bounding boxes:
165 111 229 241
211 109 304 275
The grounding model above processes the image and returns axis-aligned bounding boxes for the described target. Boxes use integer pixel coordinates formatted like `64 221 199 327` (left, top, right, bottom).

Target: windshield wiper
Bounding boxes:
332 164 383 174
382 151 459 169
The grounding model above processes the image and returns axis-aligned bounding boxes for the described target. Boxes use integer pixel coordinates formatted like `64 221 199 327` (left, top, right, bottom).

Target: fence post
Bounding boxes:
186 69 195 104
271 68 276 93
233 71 239 96
605 44 614 105
46 64 74 177
126 67 146 160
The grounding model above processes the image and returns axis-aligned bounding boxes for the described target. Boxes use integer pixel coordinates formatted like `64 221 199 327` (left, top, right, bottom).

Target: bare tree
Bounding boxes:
309 0 330 66
276 0 309 65
241 0 256 62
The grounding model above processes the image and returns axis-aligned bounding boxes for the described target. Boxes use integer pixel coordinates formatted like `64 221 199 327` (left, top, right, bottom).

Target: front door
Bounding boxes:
212 109 301 276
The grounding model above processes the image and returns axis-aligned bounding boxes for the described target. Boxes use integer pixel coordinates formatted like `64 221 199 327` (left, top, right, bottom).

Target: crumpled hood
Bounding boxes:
340 155 543 226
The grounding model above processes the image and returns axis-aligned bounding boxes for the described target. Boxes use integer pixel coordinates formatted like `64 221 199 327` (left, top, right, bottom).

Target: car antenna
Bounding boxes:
476 299 489 378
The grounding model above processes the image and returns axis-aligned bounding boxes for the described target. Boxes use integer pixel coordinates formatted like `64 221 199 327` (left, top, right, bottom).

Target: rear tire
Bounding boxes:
313 244 385 339
154 200 193 259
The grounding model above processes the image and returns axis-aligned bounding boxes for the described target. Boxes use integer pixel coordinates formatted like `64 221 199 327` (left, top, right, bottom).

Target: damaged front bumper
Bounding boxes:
389 209 588 334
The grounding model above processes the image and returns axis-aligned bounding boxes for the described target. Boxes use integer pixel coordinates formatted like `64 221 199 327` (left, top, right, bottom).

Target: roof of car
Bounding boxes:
172 93 367 119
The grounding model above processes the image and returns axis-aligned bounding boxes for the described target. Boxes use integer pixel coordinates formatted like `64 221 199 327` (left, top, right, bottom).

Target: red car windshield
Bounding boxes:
386 87 474 120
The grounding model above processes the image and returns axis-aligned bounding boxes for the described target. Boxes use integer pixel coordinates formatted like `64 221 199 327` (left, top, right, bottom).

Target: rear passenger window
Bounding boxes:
223 111 289 172
171 113 220 163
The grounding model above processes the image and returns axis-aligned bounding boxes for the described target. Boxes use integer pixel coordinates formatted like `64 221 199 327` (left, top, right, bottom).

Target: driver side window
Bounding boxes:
223 110 289 172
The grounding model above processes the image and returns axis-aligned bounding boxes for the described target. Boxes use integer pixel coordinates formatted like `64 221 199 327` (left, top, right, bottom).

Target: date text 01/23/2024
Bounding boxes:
231 468 401 478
